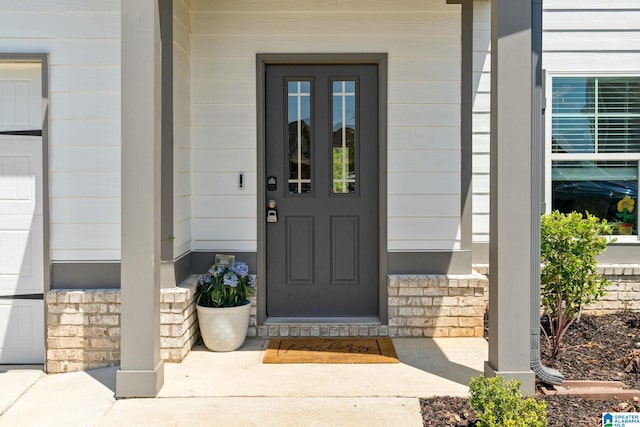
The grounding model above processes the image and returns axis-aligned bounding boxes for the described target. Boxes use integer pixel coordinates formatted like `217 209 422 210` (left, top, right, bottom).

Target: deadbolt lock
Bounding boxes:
267 199 278 223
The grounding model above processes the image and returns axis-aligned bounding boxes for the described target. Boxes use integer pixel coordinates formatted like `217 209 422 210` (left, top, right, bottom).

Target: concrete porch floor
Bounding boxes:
0 337 487 426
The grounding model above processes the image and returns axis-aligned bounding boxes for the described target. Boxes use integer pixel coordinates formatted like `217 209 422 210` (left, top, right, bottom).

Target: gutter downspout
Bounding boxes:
530 0 563 386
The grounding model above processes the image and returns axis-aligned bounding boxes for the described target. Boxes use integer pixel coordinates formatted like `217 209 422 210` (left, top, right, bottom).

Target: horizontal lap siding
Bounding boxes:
472 1 490 244
174 0 192 258
191 0 462 252
542 4 640 72
0 1 121 261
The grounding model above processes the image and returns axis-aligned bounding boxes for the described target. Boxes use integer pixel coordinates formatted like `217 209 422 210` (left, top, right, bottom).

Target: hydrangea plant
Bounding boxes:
195 261 255 308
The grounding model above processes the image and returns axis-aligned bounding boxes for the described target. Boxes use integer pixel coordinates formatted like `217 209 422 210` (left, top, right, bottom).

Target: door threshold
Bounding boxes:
264 317 380 325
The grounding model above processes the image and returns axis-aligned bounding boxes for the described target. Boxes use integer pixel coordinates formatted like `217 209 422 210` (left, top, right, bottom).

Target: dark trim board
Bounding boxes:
473 241 640 265
472 242 490 265
597 243 640 264
51 263 121 289
189 252 257 275
174 252 191 285
159 0 174 264
50 252 258 290
388 251 472 275
47 243 640 289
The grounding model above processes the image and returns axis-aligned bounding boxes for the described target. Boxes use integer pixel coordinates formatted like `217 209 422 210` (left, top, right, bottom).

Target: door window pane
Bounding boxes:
332 80 356 194
287 81 312 194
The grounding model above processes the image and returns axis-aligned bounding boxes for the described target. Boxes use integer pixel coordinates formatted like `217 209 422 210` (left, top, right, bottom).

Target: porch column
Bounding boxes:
116 0 164 398
486 0 536 394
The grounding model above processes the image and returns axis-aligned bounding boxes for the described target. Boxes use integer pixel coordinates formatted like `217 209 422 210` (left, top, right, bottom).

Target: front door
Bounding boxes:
265 64 379 317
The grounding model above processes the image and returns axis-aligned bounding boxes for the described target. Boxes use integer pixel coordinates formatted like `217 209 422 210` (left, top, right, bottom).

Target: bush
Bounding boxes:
468 376 547 427
540 211 613 357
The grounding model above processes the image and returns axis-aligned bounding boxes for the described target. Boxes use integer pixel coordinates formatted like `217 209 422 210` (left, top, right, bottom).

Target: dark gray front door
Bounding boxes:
265 64 379 317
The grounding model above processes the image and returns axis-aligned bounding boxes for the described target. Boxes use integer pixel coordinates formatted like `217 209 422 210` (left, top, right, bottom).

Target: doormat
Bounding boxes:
262 337 399 364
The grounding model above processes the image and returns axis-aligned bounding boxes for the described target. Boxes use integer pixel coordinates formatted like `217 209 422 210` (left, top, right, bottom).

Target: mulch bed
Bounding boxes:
421 312 640 426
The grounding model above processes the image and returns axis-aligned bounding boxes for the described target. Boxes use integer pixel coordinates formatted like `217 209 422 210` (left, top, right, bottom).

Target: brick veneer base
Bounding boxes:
252 273 488 338
388 273 488 337
46 271 488 373
473 263 640 316
583 265 640 315
46 277 199 374
46 263 640 373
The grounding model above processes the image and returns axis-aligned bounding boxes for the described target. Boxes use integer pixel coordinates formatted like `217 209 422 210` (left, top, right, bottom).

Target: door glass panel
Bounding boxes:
287 81 312 194
332 80 357 193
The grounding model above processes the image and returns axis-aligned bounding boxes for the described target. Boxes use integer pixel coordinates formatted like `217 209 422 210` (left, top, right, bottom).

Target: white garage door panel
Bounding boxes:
0 140 43 296
0 222 43 295
0 81 30 128
0 63 44 364
0 63 41 133
0 300 44 364
0 138 41 216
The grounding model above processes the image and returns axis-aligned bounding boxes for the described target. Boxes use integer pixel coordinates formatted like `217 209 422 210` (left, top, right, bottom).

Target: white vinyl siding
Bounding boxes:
543 2 640 74
0 0 122 261
191 0 463 252
174 0 192 258
472 0 491 244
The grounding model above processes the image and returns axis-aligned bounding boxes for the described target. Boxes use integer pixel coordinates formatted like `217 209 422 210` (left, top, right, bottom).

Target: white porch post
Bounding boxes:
116 0 164 397
486 0 536 394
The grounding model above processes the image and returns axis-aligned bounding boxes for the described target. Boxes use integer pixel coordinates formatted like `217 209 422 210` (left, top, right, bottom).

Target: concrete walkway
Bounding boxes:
0 337 486 427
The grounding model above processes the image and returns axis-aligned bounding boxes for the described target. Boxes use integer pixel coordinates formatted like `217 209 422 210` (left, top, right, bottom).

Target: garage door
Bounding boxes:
0 63 44 364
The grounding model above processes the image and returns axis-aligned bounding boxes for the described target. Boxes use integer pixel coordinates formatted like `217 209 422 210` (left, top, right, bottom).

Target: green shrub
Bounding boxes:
468 376 547 427
540 211 613 357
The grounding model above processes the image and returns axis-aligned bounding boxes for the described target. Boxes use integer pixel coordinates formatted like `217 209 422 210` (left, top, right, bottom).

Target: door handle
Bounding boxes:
267 200 278 223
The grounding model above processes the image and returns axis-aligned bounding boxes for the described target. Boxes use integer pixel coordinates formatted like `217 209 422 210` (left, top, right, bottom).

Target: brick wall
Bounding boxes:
387 273 488 337
249 274 488 338
583 265 640 315
159 277 199 361
474 263 640 316
46 289 121 373
46 278 199 374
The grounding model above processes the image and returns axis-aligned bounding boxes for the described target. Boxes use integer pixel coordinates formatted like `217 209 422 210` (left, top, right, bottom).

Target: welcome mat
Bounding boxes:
262 337 399 364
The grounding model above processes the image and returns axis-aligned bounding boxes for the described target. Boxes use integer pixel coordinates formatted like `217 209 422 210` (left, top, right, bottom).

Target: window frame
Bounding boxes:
545 72 640 242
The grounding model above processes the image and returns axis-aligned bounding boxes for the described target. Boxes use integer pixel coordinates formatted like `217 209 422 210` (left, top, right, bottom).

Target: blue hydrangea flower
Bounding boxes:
223 271 239 287
230 262 249 277
248 275 255 287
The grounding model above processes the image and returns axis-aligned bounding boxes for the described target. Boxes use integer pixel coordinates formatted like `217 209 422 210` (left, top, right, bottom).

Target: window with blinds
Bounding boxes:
552 77 640 154
550 77 640 236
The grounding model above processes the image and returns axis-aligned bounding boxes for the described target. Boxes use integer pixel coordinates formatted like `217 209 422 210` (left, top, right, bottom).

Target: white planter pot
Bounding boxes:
196 303 251 352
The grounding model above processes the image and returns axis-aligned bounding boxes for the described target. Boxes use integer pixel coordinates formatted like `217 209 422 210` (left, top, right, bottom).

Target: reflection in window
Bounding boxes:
287 81 311 194
332 81 356 194
551 76 640 236
552 160 638 235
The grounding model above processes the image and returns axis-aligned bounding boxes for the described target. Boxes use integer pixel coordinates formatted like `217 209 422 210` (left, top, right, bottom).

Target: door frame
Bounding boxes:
256 53 388 324
0 53 49 364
